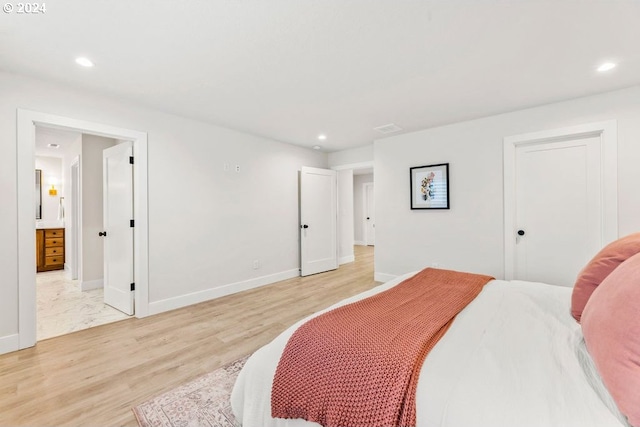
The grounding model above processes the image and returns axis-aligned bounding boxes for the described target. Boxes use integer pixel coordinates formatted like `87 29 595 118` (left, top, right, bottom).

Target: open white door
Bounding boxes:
300 166 338 276
364 182 375 246
103 142 134 315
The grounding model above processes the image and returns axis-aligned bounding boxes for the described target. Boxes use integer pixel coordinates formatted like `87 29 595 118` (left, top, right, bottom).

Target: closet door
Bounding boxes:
513 136 601 286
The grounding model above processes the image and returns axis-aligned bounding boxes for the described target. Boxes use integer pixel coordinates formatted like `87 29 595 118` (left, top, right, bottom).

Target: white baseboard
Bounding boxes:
339 254 355 265
80 279 103 291
374 272 397 283
354 240 366 246
0 334 19 355
148 268 300 316
64 264 79 281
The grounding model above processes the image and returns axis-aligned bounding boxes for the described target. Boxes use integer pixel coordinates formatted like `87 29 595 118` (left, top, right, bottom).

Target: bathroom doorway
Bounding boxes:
17 109 149 350
34 127 130 340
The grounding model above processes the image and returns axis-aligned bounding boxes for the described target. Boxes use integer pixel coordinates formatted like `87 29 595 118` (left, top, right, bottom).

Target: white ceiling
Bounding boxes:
35 127 80 158
2 1 640 152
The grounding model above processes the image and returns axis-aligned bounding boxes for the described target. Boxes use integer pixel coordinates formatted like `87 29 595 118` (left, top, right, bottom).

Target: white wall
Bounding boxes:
62 133 82 276
374 86 640 281
0 71 327 348
328 144 373 168
81 135 116 283
353 173 374 245
337 170 354 264
34 156 62 222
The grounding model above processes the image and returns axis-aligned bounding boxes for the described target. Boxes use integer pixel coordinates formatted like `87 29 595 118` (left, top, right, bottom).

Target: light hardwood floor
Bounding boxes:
0 246 377 426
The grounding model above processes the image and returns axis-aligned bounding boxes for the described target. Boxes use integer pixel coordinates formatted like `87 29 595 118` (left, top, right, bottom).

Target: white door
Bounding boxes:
514 136 601 286
364 182 375 246
300 166 338 276
103 142 134 315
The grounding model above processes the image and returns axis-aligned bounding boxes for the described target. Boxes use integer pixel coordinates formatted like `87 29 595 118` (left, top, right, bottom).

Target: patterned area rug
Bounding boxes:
133 356 248 427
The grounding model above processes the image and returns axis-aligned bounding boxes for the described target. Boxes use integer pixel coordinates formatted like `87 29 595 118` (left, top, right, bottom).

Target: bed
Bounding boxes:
231 235 640 427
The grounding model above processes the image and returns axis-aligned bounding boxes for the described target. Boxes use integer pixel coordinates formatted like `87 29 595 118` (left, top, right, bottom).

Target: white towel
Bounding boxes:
57 197 65 220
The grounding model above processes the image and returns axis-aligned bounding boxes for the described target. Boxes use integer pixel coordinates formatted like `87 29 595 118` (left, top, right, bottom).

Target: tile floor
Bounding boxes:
37 270 131 341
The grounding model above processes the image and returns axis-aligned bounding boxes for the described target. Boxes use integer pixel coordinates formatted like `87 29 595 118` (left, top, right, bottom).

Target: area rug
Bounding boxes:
133 355 249 427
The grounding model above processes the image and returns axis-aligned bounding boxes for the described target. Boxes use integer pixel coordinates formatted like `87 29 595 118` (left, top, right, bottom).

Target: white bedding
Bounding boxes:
231 274 628 427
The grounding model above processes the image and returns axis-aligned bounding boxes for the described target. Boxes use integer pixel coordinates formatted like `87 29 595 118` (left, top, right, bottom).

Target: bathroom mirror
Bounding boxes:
35 169 42 219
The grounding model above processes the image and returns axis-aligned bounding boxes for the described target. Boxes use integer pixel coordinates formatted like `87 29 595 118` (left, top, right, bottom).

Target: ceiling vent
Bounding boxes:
373 123 403 134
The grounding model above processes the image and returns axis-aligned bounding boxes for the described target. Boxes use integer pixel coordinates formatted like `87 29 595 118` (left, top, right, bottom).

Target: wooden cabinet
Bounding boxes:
36 229 44 270
36 228 65 272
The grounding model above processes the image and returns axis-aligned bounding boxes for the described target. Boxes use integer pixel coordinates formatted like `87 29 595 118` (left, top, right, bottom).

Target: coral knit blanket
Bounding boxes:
271 267 494 427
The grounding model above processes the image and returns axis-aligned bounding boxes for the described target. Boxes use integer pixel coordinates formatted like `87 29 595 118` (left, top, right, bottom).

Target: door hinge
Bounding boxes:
130 219 135 227
129 156 134 164
130 283 135 291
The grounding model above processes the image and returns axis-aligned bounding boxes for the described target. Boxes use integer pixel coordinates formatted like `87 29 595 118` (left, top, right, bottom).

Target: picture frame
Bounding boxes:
410 163 449 209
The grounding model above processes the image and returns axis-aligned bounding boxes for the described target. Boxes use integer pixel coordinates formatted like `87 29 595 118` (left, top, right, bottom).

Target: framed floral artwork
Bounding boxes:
410 163 449 209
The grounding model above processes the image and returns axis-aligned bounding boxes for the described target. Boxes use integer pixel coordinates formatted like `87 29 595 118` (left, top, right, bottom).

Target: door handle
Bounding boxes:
300 224 309 229
517 230 525 236
99 231 107 237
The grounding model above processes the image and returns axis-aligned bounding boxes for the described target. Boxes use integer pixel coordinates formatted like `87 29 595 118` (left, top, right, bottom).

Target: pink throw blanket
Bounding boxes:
271 268 494 427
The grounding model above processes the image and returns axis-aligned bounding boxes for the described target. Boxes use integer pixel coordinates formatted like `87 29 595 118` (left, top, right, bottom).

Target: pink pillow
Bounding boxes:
571 232 640 322
581 252 640 427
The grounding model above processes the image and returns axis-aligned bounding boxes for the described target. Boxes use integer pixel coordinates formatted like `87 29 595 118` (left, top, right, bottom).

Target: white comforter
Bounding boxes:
231 274 628 427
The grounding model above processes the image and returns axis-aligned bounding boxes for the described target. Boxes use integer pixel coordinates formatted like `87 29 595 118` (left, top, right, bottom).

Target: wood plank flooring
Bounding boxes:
0 246 376 426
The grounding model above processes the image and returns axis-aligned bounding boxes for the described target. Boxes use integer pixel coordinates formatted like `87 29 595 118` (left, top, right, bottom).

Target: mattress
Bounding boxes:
230 273 628 427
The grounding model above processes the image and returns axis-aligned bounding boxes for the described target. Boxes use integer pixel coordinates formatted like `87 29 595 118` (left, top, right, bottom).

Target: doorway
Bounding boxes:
34 128 132 340
503 120 618 286
17 109 149 351
353 170 374 246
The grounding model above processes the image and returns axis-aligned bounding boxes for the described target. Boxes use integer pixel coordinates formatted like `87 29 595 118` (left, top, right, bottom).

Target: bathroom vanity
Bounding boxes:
36 228 65 272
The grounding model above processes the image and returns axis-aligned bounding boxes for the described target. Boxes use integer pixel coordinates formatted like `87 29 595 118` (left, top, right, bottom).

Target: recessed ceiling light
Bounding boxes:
597 62 616 72
75 57 94 67
47 143 60 148
317 134 327 141
312 145 322 150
